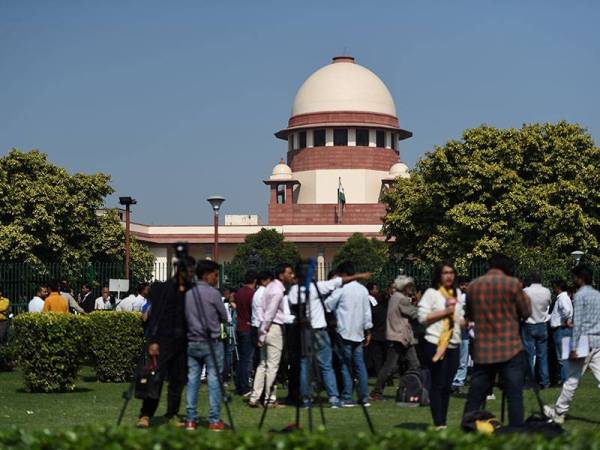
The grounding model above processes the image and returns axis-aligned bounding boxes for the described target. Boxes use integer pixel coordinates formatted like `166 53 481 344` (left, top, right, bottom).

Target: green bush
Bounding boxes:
87 311 144 382
13 313 89 392
0 342 17 371
0 426 596 450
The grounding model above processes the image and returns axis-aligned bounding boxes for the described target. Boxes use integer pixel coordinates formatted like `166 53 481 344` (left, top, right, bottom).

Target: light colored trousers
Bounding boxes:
555 347 600 415
249 324 283 404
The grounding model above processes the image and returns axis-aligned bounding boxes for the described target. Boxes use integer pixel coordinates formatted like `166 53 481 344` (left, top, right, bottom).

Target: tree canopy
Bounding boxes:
0 149 154 280
383 122 600 271
332 232 388 272
230 228 301 270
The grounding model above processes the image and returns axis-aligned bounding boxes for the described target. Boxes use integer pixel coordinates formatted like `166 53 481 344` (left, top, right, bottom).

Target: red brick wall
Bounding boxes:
268 203 385 225
288 146 399 172
288 111 399 128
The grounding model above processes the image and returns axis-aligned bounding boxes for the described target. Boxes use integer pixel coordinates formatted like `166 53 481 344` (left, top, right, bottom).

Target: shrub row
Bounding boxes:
12 312 143 392
0 426 597 450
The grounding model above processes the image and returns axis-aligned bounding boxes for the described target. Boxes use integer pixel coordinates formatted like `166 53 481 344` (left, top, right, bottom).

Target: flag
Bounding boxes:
337 177 346 223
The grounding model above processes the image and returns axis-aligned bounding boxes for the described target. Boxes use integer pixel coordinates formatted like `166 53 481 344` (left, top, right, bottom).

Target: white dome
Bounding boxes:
389 162 410 179
270 159 293 180
291 56 397 117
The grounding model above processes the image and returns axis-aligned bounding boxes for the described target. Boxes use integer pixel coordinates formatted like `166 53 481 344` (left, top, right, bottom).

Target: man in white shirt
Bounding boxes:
248 264 295 408
325 262 373 407
545 265 600 424
116 290 137 312
94 287 113 310
251 272 272 329
549 279 573 384
132 283 150 312
522 272 552 388
28 285 48 313
288 267 371 408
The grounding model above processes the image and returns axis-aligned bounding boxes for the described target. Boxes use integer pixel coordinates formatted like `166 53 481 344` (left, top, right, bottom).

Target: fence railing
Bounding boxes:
2 260 598 316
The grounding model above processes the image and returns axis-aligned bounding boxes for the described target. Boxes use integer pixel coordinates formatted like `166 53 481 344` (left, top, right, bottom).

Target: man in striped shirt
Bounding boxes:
545 264 600 424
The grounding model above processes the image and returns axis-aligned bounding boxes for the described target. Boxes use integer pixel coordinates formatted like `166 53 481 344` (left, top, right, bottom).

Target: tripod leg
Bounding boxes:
357 383 376 434
309 350 326 428
501 389 506 424
116 381 135 426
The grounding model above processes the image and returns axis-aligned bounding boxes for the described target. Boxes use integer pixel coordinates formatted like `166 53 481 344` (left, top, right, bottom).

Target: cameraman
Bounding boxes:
137 255 196 429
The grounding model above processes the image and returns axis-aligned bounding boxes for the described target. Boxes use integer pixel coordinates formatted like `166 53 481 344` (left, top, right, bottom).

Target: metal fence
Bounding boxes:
2 260 598 316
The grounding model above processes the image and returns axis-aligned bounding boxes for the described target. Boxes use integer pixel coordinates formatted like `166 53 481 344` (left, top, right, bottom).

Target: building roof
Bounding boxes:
291 56 397 118
129 222 386 244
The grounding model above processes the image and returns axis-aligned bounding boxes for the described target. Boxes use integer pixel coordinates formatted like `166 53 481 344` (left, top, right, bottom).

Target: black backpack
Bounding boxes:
395 369 430 407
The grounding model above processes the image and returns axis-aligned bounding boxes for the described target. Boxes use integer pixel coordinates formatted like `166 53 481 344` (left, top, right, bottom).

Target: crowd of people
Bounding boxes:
20 280 151 314
1 254 599 432
131 254 600 432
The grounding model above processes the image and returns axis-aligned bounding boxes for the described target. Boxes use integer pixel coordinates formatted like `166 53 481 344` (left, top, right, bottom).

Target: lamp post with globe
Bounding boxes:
207 196 225 263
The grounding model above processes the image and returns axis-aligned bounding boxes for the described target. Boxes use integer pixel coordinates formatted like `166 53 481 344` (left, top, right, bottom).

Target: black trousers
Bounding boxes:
140 339 187 418
463 352 526 427
373 342 420 394
422 341 460 426
366 340 387 376
284 324 301 403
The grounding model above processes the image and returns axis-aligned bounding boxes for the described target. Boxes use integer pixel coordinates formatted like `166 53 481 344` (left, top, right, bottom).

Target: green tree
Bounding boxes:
0 149 155 279
90 210 155 283
332 232 388 272
383 122 600 271
231 228 301 270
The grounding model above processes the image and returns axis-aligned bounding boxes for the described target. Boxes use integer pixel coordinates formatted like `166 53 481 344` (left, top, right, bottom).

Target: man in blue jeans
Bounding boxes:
184 260 229 431
326 262 373 407
522 272 552 388
288 267 371 408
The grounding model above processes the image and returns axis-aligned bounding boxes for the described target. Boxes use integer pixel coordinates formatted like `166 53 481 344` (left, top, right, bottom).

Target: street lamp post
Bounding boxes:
119 196 137 280
207 196 225 263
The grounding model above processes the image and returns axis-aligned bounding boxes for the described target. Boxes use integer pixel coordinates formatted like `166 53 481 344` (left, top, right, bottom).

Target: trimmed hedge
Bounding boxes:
87 311 144 382
0 342 17 371
0 426 597 450
13 313 89 392
13 312 144 391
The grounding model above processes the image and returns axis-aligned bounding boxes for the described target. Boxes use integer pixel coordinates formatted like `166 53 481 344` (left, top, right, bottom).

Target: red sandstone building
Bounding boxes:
132 56 411 274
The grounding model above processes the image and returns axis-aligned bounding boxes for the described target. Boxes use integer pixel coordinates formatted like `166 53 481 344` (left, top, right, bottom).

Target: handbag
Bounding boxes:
134 353 162 400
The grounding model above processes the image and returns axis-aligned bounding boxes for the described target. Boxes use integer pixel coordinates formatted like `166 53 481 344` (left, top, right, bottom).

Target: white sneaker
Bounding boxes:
543 405 565 425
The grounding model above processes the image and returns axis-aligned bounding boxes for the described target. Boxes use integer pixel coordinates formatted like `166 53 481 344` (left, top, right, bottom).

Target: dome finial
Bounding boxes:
270 160 293 181
332 55 355 64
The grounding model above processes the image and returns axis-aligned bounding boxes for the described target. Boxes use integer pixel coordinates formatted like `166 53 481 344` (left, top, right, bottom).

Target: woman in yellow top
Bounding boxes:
42 282 69 314
417 262 464 430
0 286 10 344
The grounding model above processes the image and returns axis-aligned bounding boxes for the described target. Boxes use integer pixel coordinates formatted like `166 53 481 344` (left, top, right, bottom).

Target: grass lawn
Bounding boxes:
1 367 599 434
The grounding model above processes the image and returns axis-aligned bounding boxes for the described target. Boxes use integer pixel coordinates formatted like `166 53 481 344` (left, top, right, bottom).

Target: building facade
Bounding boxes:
132 56 411 274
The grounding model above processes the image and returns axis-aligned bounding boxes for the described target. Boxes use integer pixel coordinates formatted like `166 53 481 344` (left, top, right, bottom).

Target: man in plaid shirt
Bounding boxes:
463 254 532 427
544 264 600 424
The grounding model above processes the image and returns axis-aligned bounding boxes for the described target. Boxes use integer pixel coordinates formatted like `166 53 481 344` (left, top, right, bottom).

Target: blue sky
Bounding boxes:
1 1 599 224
